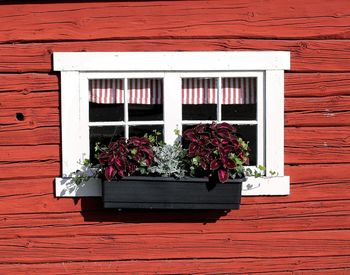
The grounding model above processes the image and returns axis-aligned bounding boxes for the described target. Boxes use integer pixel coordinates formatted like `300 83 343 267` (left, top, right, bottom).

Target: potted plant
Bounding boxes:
77 122 250 209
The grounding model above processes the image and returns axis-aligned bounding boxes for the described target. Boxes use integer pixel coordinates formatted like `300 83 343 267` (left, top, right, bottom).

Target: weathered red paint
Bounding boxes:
0 1 349 273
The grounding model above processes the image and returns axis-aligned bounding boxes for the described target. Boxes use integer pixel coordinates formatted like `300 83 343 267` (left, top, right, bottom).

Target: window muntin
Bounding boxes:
87 76 164 162
182 78 218 120
83 71 264 170
179 72 264 169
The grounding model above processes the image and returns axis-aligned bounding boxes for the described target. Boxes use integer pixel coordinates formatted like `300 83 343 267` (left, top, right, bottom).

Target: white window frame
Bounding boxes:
54 52 290 197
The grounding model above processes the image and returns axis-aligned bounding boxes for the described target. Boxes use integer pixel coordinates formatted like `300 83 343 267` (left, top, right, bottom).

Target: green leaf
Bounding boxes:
192 156 201 166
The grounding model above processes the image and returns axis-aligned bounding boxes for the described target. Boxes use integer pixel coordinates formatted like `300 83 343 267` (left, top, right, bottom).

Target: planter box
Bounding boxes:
103 176 244 209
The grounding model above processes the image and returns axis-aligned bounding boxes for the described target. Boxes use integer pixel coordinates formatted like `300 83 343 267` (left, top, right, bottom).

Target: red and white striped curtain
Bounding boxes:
90 79 124 104
128 79 163 104
182 78 256 105
182 78 217 104
89 79 163 104
221 78 256 105
89 78 256 105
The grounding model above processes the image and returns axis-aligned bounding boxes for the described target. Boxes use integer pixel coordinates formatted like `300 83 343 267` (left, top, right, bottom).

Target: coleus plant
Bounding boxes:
182 122 250 183
73 123 250 184
98 136 154 181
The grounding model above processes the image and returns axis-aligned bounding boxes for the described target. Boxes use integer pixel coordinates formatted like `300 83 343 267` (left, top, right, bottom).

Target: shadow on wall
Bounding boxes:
74 197 231 223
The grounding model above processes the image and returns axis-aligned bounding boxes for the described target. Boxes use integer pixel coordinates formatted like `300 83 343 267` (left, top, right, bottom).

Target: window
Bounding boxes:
88 77 164 162
54 52 290 196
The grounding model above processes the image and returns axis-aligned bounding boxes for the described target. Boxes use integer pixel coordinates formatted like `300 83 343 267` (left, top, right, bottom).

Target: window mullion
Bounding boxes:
217 77 222 122
163 73 181 144
124 77 129 139
257 74 265 171
80 74 90 163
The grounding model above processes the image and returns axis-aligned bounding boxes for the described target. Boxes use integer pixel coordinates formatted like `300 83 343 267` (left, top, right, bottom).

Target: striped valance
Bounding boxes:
182 78 256 105
221 78 256 105
89 79 163 104
89 78 256 105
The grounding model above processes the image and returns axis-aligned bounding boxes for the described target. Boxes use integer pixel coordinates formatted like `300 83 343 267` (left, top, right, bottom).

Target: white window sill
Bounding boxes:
55 176 290 197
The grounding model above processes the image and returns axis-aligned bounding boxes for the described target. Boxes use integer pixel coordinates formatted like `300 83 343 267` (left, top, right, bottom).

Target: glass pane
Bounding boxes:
89 79 125 122
128 79 163 121
234 125 257 166
89 126 125 163
221 77 257 120
182 105 217 120
222 104 256 120
89 103 124 122
129 104 163 121
129 125 164 140
182 78 217 120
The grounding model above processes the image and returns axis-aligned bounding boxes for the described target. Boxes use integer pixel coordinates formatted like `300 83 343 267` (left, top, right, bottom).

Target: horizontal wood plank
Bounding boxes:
0 127 59 146
0 108 59 131
285 127 350 164
0 1 349 43
285 111 350 127
285 73 350 97
0 202 349 237
285 95 350 126
286 96 350 112
0 258 348 274
0 91 58 110
0 230 348 263
0 145 59 163
0 73 57 92
0 161 59 181
1 39 350 73
285 163 350 184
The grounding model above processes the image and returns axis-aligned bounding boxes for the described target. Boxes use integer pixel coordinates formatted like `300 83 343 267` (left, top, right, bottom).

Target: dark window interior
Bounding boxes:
182 104 217 120
89 103 124 122
129 104 163 121
222 104 256 120
89 126 125 163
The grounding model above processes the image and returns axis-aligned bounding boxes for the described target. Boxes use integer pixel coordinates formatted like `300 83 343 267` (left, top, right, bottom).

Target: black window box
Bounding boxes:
103 176 244 210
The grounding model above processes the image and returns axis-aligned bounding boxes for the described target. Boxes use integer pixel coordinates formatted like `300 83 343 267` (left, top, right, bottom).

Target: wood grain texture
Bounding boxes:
0 259 348 274
0 0 349 273
0 73 57 92
0 91 59 109
286 163 350 184
0 127 59 146
0 145 59 163
285 95 350 126
0 230 348 263
285 73 350 97
0 0 349 43
0 161 59 180
1 39 350 72
0 199 349 236
285 127 350 164
0 108 59 131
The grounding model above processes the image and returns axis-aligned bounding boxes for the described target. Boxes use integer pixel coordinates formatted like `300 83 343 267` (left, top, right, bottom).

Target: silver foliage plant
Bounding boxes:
148 142 187 178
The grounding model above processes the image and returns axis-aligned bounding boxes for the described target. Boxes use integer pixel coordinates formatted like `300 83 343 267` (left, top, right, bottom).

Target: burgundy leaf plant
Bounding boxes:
98 136 154 181
183 122 250 183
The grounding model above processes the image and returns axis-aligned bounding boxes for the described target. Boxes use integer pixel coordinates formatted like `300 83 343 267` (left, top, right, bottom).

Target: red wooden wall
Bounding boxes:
0 1 350 273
